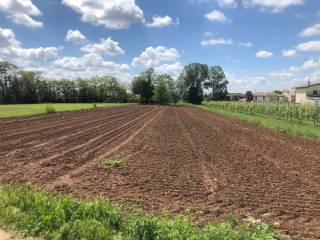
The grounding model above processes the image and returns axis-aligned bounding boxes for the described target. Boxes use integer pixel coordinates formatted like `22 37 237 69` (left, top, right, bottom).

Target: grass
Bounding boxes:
0 185 279 240
101 156 130 168
0 103 129 119
193 103 320 140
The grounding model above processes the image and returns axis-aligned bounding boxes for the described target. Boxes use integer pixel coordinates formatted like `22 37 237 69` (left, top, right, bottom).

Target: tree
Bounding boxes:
19 70 43 103
245 91 254 102
179 63 208 104
154 76 170 105
273 90 282 95
167 77 180 105
0 61 19 103
204 66 228 100
132 68 155 104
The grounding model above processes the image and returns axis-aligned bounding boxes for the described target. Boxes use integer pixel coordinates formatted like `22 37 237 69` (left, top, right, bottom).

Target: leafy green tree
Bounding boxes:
154 75 170 105
167 77 180 105
179 63 208 104
132 68 155 104
245 91 254 102
19 70 43 103
0 61 19 103
204 66 228 100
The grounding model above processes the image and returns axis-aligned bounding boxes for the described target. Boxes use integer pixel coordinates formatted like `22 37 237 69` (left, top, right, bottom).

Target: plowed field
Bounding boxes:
1 105 320 239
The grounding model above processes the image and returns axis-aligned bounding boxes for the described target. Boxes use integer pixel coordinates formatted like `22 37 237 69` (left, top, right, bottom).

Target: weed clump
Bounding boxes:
45 105 56 114
0 185 279 240
101 155 130 168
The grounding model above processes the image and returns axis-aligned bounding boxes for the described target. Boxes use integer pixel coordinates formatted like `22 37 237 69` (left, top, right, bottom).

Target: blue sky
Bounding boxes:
0 0 320 92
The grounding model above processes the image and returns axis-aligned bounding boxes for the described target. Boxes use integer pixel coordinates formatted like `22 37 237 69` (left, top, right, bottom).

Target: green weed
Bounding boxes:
101 156 130 168
0 185 279 240
45 105 56 114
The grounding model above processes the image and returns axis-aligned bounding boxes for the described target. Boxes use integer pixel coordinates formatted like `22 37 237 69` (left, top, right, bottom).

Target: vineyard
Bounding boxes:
204 101 320 125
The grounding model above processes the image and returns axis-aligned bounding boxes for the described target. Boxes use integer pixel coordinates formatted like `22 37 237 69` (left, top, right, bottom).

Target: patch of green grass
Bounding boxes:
101 156 129 168
0 185 279 240
193 104 320 141
0 103 129 119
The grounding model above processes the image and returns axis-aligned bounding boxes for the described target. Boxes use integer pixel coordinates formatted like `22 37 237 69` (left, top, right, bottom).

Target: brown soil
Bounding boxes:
1 105 320 239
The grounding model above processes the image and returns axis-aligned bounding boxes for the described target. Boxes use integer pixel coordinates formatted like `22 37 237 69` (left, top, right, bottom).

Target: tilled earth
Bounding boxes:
1 105 320 239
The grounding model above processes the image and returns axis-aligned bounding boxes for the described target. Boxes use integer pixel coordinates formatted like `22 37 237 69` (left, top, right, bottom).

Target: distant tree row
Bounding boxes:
132 63 229 105
0 61 129 104
0 61 229 105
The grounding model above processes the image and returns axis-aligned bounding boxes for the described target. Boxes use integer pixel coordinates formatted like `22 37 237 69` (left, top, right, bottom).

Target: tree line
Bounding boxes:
0 61 229 105
132 63 229 105
0 61 129 104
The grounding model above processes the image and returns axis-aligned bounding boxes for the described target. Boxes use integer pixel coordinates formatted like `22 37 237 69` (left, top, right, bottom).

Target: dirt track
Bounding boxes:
1 105 320 238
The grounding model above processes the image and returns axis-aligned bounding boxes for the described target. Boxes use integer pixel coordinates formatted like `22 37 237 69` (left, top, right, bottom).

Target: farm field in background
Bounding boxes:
1 105 320 239
204 101 320 125
0 103 129 118
200 101 320 140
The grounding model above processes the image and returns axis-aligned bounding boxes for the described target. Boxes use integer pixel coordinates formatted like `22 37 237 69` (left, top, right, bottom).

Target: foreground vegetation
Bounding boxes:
198 103 320 140
0 103 127 118
0 185 278 240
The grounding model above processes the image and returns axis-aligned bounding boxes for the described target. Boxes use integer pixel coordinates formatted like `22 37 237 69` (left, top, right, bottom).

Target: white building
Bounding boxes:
253 92 287 103
294 82 320 104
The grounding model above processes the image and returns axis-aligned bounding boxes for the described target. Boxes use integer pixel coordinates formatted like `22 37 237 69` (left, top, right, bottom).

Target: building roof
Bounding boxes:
282 90 295 96
294 82 320 89
227 93 245 96
253 92 272 97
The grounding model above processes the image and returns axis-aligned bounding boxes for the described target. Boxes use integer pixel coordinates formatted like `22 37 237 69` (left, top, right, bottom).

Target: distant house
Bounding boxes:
282 90 295 103
227 93 245 101
294 82 320 104
253 92 287 103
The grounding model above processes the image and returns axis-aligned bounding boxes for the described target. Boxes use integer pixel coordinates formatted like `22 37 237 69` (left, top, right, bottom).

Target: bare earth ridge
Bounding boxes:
1 105 320 238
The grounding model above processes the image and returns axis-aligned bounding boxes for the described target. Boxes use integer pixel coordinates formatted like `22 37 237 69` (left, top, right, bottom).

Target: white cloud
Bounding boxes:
52 53 130 81
54 53 129 71
285 59 320 73
0 28 20 49
239 42 253 48
297 40 320 52
146 15 179 28
216 0 237 7
201 38 233 46
205 10 232 23
301 59 320 70
62 0 144 29
256 50 273 58
131 46 179 68
300 23 320 37
154 62 183 77
0 28 59 66
282 49 297 58
65 29 87 44
81 37 124 56
242 0 304 13
191 0 236 7
269 71 295 78
204 31 214 37
0 0 43 28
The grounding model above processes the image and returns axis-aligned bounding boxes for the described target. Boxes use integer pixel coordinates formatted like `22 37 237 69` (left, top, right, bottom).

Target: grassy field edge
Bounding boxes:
0 185 278 240
0 103 130 119
192 103 320 141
